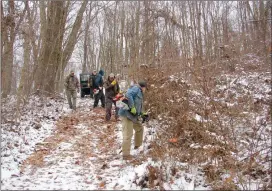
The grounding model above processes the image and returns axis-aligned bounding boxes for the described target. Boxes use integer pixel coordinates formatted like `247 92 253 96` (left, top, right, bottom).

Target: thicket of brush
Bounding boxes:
137 53 271 190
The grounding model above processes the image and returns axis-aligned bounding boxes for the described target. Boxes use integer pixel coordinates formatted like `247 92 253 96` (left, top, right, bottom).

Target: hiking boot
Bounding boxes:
134 146 139 149
123 155 134 160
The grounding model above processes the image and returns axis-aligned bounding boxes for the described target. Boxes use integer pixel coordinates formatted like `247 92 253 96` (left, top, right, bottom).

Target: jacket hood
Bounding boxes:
99 70 104 76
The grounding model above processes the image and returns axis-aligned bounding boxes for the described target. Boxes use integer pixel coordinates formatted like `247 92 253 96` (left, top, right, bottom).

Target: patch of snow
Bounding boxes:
195 114 202 121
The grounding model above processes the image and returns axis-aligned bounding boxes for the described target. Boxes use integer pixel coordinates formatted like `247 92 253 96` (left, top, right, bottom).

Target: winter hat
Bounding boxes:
109 73 114 78
99 69 104 76
138 80 148 89
70 69 75 74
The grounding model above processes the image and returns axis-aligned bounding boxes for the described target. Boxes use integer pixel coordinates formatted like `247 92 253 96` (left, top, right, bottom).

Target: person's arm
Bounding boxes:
64 76 69 88
104 81 112 90
116 82 120 93
100 77 104 87
92 75 96 87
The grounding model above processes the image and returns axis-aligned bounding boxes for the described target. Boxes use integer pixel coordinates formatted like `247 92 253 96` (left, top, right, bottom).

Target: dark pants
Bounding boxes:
93 89 105 108
90 87 94 99
105 97 119 121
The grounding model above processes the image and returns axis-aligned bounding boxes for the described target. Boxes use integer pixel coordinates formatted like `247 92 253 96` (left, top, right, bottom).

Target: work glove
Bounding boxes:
140 112 148 116
130 107 136 115
141 112 150 123
111 79 117 86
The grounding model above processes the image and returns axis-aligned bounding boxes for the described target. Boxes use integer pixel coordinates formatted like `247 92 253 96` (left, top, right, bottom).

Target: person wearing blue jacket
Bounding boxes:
118 80 147 160
93 69 105 108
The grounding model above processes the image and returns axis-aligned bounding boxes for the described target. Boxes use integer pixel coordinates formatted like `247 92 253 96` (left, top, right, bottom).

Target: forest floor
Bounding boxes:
1 96 207 190
1 58 271 190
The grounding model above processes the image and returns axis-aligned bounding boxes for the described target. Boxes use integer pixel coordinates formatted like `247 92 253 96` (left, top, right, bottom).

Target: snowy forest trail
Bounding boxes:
2 70 270 190
2 98 147 190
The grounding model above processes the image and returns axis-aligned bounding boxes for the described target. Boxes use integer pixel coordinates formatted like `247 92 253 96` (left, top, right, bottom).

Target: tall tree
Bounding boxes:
34 1 87 93
1 1 26 98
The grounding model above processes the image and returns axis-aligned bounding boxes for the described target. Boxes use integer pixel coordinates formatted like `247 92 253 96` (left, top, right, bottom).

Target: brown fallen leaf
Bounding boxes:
99 181 106 188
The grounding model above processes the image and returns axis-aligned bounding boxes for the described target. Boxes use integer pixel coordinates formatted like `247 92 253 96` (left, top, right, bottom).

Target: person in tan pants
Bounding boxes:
118 80 148 160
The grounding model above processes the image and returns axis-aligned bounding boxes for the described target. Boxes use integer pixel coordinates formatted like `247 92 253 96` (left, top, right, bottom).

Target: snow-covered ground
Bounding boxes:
1 68 271 190
1 94 208 190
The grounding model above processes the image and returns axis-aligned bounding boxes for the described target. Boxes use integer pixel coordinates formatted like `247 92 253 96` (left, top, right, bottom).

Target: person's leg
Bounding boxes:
71 90 77 110
93 92 99 108
122 117 133 156
100 91 105 108
105 98 112 121
133 122 144 148
96 90 102 107
66 90 72 109
114 101 119 120
90 87 94 99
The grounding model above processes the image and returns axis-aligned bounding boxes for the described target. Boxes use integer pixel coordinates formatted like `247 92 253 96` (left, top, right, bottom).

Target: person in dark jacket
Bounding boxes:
104 73 120 121
118 80 147 160
93 69 105 108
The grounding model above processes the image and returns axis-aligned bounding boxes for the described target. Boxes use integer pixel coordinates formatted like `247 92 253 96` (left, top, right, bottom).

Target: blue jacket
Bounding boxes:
118 85 143 123
94 70 104 89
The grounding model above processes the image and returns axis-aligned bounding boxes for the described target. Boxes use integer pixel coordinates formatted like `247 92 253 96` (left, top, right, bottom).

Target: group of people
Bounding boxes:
64 69 148 160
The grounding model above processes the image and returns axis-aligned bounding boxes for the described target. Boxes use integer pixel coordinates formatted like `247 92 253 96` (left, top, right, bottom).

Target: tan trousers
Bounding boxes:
122 117 143 156
66 90 77 109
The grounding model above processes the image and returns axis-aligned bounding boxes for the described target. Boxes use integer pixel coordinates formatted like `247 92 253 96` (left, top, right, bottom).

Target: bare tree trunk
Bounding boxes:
1 1 26 98
143 1 151 66
61 1 88 72
17 21 31 101
35 1 87 93
83 2 92 73
118 2 125 75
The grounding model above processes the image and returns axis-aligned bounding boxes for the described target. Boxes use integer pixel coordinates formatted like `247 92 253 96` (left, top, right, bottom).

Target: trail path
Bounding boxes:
3 98 148 190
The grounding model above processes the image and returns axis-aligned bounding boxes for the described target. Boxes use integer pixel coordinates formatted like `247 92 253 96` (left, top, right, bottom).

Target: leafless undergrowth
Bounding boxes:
137 53 271 190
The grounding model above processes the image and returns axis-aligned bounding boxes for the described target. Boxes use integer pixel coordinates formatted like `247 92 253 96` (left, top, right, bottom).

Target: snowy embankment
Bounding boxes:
187 71 271 190
1 95 69 181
